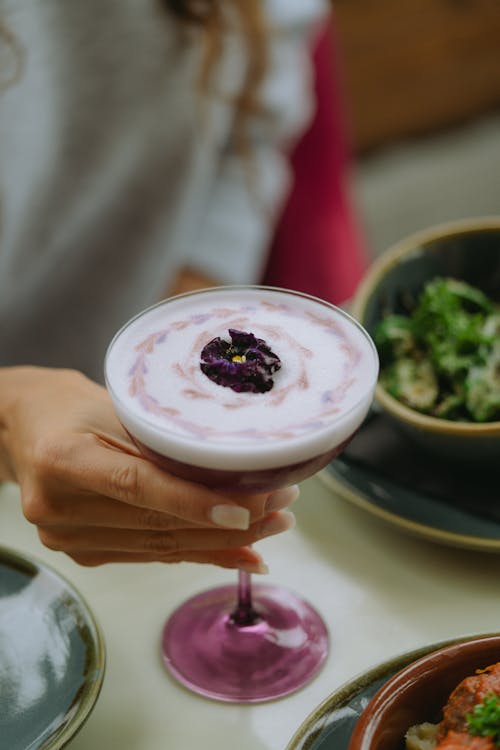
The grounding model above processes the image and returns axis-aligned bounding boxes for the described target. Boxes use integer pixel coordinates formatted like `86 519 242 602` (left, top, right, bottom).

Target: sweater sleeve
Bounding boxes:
183 0 329 285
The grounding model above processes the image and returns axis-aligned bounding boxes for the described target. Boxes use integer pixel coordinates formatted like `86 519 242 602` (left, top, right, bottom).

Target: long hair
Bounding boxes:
163 0 269 155
0 0 267 124
1 1 269 150
0 23 24 88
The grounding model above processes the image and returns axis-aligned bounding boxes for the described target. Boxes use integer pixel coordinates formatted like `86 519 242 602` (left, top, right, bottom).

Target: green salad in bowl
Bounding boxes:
375 277 500 423
352 218 500 462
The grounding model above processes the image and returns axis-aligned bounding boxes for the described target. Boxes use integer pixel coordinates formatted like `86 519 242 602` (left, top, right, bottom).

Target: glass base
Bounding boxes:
161 583 329 703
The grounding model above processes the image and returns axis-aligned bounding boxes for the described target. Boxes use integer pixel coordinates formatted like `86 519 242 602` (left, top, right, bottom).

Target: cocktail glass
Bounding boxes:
105 286 378 703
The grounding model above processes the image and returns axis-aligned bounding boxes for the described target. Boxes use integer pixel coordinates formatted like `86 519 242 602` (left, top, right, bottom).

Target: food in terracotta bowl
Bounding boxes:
352 218 500 462
348 634 500 750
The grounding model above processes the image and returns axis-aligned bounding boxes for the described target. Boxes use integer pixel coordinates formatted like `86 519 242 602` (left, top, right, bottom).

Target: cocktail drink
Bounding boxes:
105 286 378 702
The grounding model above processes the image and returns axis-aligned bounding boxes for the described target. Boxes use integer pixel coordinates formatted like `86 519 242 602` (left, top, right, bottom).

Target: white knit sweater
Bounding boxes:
0 0 326 381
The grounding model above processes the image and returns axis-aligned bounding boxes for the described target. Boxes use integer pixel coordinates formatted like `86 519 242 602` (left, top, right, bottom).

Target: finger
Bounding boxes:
30 493 205 531
261 484 300 513
68 546 269 573
37 510 295 556
38 433 299 528
50 434 264 525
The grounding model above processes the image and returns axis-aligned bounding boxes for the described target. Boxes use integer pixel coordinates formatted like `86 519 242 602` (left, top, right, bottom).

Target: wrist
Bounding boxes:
0 366 46 482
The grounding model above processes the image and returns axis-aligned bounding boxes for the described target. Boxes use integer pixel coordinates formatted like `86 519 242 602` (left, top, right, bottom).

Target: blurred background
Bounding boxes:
334 0 500 260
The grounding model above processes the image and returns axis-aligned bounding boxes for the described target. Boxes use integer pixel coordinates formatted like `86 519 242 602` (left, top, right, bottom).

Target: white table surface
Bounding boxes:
2 474 500 750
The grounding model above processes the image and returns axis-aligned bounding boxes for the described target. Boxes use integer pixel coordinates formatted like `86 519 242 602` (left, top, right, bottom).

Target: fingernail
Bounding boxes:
261 511 296 538
265 485 300 512
210 504 250 530
237 559 269 575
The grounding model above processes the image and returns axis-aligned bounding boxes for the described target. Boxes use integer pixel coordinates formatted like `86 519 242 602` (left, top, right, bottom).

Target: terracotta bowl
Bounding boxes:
348 633 500 750
352 217 500 463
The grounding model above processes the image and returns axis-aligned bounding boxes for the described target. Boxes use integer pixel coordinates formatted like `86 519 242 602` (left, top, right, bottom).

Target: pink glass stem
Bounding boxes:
231 570 259 627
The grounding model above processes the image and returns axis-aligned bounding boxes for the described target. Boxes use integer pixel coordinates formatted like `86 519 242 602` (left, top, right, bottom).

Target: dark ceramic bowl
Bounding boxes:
348 633 500 750
352 217 500 462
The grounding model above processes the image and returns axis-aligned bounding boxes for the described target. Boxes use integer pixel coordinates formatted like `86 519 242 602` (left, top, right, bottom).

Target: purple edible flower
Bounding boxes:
200 329 281 393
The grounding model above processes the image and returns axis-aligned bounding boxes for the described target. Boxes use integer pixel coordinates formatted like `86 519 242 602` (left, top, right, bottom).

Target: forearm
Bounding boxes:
167 266 221 297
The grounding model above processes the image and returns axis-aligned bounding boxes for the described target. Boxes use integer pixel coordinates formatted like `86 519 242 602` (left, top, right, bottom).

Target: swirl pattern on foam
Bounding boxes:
105 288 378 469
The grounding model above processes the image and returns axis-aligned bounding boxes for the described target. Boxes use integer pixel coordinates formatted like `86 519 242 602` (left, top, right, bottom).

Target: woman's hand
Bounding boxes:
0 367 297 572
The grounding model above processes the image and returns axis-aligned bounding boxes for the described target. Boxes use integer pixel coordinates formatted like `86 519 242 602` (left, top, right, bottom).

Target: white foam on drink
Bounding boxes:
105 287 378 470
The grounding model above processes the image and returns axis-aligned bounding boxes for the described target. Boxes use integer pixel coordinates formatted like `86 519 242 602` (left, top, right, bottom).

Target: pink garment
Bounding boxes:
262 19 367 305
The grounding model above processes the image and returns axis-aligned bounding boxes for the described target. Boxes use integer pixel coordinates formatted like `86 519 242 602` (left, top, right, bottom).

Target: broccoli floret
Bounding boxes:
373 314 416 364
411 278 492 380
429 330 483 378
419 277 492 318
381 357 439 412
414 278 488 349
442 277 493 313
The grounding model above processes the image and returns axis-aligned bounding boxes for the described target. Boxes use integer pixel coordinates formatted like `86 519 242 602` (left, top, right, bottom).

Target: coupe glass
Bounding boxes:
105 286 378 703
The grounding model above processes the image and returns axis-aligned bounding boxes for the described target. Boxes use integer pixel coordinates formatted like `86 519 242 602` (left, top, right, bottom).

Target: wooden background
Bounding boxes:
334 0 500 154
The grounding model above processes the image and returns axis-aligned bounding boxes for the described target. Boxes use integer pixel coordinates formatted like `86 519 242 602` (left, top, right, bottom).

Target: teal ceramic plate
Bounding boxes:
286 634 496 750
319 411 499 552
0 545 106 749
